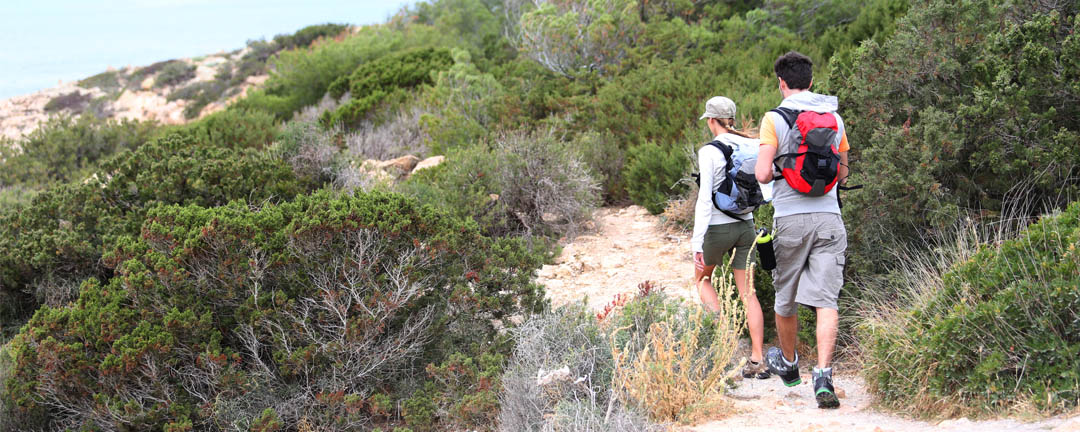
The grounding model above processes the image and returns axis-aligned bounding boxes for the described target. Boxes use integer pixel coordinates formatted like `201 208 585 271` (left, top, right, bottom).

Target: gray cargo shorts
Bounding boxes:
772 213 847 316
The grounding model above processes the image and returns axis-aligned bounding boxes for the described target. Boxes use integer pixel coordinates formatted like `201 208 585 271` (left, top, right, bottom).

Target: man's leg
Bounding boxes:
815 307 838 368
776 312 798 363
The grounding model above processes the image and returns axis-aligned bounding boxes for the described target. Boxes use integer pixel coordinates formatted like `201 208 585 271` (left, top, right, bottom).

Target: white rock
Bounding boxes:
536 366 571 386
411 155 445 174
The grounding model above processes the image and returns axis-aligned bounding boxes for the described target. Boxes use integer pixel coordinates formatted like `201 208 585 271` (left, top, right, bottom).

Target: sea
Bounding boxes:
0 0 411 100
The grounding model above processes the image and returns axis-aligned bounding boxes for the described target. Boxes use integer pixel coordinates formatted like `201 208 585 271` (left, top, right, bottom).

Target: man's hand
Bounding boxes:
694 252 705 273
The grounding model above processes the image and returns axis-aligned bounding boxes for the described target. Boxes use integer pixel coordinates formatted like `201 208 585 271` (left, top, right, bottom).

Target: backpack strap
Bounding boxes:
769 107 800 128
706 140 734 171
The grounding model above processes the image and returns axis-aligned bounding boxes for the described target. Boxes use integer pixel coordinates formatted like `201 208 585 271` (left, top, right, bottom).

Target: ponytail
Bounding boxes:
714 117 754 139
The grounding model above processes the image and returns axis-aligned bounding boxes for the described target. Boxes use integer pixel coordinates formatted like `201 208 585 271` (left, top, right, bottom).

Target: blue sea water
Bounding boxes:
0 0 411 99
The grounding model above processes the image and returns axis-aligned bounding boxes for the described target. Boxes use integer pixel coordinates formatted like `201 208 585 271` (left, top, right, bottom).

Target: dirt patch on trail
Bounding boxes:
536 205 697 311
538 206 1077 432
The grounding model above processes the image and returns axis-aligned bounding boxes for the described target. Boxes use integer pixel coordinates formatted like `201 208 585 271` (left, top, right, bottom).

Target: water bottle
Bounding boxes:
757 227 776 271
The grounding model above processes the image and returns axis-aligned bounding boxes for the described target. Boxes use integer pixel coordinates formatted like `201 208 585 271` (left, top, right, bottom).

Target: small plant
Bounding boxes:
610 284 742 423
43 91 92 113
154 61 196 88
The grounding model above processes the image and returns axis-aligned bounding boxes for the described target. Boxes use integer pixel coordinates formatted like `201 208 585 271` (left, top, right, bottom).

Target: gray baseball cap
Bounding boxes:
699 96 736 120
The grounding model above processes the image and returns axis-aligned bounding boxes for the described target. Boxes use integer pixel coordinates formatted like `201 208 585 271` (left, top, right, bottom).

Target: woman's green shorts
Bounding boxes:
702 219 756 270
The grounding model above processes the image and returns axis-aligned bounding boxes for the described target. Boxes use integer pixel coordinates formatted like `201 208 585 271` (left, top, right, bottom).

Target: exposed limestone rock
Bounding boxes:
411 155 445 175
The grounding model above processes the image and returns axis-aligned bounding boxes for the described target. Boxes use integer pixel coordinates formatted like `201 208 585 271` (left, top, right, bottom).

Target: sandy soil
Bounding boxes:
538 205 1078 432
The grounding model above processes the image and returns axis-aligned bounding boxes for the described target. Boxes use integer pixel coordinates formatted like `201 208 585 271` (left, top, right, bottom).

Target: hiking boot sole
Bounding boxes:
816 388 840 409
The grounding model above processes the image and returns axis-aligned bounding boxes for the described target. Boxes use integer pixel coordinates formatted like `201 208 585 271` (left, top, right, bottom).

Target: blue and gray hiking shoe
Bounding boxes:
813 367 840 409
765 346 800 386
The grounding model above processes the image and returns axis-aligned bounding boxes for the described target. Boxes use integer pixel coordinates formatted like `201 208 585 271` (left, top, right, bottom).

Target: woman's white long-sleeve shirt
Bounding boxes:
691 133 761 253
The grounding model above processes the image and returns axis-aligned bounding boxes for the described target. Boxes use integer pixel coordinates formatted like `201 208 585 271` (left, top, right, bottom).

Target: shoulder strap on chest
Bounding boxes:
769 107 800 128
706 140 734 171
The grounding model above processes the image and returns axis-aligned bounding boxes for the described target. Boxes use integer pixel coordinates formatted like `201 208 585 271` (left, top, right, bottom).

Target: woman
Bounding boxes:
692 96 769 379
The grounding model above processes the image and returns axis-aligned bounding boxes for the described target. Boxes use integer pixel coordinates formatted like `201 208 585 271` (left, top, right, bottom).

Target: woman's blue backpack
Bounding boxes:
707 140 766 218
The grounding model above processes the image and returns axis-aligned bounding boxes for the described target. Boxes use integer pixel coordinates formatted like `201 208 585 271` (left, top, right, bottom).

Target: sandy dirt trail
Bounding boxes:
537 206 1078 432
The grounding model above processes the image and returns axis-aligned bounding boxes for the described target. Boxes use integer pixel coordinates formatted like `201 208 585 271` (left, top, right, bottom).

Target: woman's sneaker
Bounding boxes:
765 346 801 386
813 367 840 409
741 358 771 379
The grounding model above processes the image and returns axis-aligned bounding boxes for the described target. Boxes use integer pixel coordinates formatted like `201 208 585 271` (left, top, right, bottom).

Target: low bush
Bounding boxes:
344 104 429 161
400 130 600 238
498 302 661 432
271 121 339 188
420 49 502 154
236 25 445 120
624 140 691 215
171 108 279 150
0 132 301 328
321 48 453 128
2 190 547 430
42 91 92 113
859 201 1080 417
0 114 159 189
501 279 742 430
77 70 122 92
154 61 196 88
272 23 350 50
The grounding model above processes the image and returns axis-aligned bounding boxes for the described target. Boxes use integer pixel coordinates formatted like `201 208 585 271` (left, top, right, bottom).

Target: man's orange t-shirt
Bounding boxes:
759 113 850 152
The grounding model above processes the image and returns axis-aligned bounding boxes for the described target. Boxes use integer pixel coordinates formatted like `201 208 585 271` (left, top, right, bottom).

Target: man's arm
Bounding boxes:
756 144 777 184
838 151 849 185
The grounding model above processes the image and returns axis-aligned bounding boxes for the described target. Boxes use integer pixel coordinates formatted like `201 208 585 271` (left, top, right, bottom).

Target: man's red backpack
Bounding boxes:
770 107 841 197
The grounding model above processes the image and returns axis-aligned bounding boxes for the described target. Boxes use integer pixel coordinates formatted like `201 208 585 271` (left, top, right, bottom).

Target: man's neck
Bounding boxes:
782 88 810 99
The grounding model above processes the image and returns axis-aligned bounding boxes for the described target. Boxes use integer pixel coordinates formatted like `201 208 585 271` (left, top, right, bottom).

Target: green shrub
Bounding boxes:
832 1 1080 275
0 114 159 189
860 201 1080 416
321 48 453 128
2 190 546 430
272 23 350 50
420 49 502 153
624 140 690 214
154 61 196 88
0 132 301 327
400 130 600 238
171 108 279 150
517 0 643 77
43 91 92 113
235 25 446 120
77 70 122 92
168 77 230 119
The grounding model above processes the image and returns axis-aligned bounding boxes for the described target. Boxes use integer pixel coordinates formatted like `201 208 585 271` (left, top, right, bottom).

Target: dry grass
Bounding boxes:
610 276 744 423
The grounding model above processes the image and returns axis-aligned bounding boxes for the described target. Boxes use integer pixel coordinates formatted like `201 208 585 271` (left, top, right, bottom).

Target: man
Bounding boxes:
755 51 850 409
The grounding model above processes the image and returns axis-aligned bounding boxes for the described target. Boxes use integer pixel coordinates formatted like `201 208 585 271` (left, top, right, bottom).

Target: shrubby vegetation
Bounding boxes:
0 115 300 331
833 0 1080 275
4 0 1080 427
400 129 600 238
501 280 742 430
0 114 158 190
860 202 1080 416
2 191 546 430
321 48 453 128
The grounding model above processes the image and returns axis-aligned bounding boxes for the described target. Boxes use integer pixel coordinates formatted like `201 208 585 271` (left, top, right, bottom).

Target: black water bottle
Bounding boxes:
757 228 776 271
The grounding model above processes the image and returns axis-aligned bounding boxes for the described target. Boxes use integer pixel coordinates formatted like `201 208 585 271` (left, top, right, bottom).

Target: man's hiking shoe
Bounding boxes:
741 358 771 380
813 367 840 409
765 346 800 386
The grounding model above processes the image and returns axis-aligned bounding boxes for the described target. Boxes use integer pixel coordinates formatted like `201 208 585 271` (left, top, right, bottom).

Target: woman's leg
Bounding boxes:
695 259 720 313
732 269 765 363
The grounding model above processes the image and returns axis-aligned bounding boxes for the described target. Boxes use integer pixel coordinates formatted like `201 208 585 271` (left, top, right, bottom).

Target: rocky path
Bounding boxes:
538 206 1078 432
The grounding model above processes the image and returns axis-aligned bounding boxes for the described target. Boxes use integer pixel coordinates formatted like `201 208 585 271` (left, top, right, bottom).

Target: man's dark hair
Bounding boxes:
774 51 813 90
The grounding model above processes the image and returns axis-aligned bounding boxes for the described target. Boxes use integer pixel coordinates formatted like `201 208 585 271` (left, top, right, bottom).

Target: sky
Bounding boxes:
0 0 414 99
